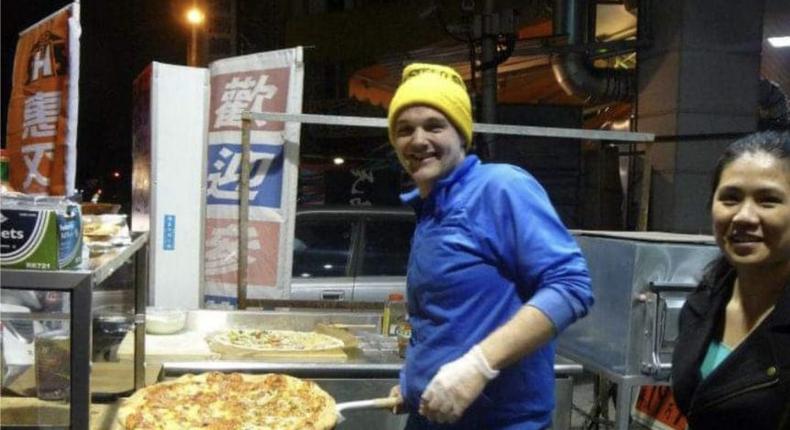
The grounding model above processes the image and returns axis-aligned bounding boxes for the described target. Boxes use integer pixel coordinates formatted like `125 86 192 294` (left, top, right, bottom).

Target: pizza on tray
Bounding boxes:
206 329 346 355
117 372 336 430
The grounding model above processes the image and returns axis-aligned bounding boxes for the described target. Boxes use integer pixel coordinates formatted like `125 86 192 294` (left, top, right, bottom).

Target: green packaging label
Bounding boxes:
1 206 82 270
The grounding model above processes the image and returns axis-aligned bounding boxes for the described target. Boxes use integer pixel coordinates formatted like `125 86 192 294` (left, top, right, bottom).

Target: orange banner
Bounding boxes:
5 5 76 195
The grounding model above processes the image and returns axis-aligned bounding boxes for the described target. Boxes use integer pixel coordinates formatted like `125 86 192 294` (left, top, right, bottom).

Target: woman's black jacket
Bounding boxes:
671 274 790 430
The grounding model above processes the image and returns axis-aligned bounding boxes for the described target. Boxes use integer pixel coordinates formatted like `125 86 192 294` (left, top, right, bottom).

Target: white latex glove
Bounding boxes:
419 345 500 423
388 385 406 414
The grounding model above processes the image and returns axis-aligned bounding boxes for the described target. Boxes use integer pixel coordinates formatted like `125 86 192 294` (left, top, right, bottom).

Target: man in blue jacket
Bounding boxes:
387 63 594 430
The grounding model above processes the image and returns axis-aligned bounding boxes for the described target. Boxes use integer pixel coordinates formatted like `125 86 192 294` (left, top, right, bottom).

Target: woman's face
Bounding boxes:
711 151 790 271
392 106 465 196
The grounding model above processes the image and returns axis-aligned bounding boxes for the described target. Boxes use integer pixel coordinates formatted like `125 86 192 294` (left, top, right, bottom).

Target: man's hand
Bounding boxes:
419 346 499 423
388 385 407 414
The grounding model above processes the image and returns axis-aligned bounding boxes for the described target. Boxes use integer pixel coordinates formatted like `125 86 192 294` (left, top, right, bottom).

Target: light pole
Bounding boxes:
186 6 205 67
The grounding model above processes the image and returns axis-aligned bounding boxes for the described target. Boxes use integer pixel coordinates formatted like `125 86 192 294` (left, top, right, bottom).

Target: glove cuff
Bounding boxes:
470 345 500 380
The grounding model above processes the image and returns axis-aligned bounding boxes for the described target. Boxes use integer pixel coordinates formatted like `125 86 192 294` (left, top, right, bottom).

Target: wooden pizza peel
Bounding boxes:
334 396 402 424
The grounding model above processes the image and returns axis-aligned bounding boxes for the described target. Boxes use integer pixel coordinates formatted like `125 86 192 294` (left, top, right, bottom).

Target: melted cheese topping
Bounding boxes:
121 373 333 430
219 329 345 352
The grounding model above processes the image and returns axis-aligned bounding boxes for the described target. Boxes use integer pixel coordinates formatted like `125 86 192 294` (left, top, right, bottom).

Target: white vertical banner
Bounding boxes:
132 63 209 309
203 47 303 308
65 1 80 195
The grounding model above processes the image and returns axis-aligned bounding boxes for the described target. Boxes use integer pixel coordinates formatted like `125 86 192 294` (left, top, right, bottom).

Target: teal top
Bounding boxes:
700 341 732 379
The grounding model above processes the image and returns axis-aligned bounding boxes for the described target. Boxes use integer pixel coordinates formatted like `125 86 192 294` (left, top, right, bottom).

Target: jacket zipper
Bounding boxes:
687 378 779 419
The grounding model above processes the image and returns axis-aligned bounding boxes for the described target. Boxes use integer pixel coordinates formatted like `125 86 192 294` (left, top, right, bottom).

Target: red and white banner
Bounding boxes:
632 385 688 430
5 3 81 195
203 47 304 308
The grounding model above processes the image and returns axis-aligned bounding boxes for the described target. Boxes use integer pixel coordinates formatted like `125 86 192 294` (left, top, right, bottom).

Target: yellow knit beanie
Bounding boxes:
387 63 473 149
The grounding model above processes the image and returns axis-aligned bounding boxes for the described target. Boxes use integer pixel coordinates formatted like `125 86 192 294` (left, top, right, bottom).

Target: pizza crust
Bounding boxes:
116 372 337 430
205 329 347 358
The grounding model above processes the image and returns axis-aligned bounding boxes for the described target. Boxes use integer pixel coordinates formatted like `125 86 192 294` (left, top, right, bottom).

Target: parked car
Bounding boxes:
289 206 414 303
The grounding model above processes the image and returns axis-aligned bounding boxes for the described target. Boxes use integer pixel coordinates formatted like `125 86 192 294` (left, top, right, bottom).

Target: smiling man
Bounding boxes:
392 105 466 197
385 63 593 430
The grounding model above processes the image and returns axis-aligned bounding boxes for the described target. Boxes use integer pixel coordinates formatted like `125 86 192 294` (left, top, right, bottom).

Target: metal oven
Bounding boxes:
559 231 720 429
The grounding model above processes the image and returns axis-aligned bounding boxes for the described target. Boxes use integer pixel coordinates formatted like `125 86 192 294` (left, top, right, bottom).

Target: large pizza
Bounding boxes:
206 329 347 357
116 372 336 430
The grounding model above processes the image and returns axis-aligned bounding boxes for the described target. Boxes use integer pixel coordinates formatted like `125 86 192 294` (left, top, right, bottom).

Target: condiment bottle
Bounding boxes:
396 316 411 358
0 149 13 193
381 293 406 336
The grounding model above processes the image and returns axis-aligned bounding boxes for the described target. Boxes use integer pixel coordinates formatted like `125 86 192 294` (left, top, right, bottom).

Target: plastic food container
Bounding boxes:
83 214 130 240
145 308 187 335
83 214 131 253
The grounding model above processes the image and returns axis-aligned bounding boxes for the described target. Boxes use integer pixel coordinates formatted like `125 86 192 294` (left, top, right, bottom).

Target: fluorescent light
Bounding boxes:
333 157 345 165
767 36 790 48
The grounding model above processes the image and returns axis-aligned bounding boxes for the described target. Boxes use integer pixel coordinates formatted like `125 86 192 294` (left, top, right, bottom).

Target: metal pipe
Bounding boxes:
480 0 497 157
134 240 149 390
551 0 635 102
248 111 655 142
237 112 252 310
71 277 92 429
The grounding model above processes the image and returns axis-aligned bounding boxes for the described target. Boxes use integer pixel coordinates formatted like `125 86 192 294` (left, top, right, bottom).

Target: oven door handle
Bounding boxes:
641 291 672 377
648 282 697 294
641 282 697 378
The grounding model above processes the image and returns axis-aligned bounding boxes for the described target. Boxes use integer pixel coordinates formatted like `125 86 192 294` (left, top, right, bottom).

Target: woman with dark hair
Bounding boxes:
671 130 790 429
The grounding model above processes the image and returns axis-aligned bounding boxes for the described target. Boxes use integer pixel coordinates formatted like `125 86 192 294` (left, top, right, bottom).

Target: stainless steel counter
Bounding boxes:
161 350 584 378
154 310 583 379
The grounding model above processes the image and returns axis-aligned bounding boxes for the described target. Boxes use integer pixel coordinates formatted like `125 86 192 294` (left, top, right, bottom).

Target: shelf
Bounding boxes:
2 232 149 290
1 231 149 429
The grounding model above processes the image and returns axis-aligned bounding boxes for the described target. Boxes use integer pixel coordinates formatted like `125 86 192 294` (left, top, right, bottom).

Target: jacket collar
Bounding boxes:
400 155 480 216
684 269 790 329
682 270 735 319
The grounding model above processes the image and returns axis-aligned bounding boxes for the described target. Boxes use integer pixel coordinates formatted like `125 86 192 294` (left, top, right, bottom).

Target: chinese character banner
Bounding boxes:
203 218 280 299
204 47 303 305
208 68 290 133
205 142 284 209
6 3 80 195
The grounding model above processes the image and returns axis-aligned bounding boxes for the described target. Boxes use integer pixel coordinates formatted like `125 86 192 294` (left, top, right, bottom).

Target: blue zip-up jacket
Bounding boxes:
400 155 593 429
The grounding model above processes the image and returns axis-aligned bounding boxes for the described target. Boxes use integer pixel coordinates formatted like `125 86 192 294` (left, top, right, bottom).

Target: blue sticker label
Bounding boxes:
163 215 175 250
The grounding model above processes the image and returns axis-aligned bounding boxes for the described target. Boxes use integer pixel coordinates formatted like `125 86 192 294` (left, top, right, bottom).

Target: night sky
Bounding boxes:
2 1 189 210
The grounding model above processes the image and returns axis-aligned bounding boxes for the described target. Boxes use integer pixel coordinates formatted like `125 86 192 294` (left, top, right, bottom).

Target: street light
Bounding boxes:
186 6 205 67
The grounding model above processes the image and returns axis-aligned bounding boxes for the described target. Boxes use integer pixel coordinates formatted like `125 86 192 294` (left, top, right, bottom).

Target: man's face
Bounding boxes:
392 106 466 197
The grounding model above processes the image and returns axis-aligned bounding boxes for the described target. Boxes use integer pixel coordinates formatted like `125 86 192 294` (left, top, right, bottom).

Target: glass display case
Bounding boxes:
1 232 149 428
